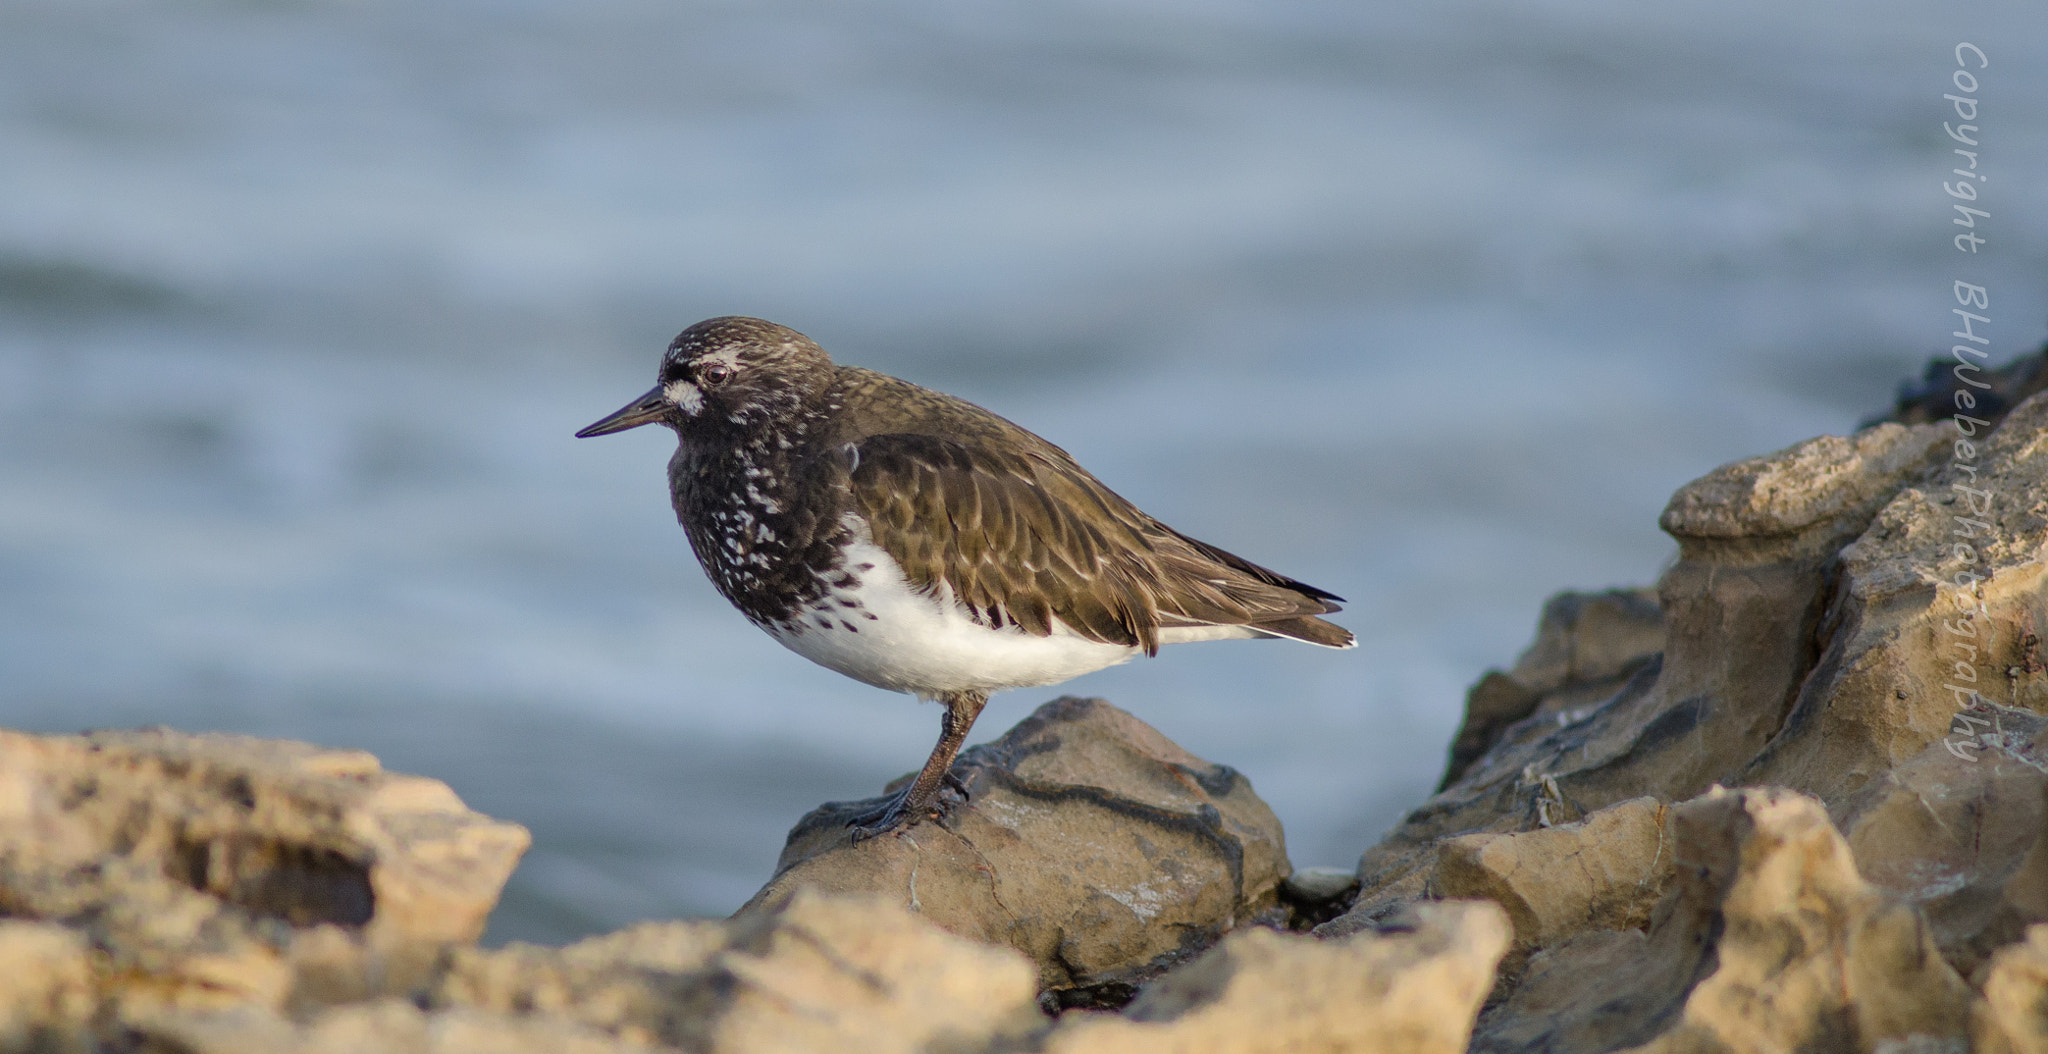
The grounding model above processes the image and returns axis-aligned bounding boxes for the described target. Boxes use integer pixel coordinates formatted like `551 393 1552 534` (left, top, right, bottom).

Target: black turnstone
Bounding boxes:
577 316 1353 835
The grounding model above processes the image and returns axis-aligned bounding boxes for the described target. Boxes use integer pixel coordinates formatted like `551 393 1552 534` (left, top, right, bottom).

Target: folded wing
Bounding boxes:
844 432 1353 653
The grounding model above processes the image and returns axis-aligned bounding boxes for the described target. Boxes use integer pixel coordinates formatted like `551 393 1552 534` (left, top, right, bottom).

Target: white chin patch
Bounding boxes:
664 380 704 415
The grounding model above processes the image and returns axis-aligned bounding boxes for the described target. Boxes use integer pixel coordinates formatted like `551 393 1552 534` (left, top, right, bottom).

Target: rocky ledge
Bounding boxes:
13 362 2048 1053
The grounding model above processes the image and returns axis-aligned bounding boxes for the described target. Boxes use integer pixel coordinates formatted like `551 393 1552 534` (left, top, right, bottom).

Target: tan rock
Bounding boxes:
1474 787 1971 1054
1045 900 1509 1054
1741 396 2048 805
1432 795 1672 952
0 727 529 1022
1975 924 2048 1054
126 1000 649 1054
741 697 1291 1003
0 921 95 1054
1837 702 2048 976
1329 419 1975 937
111 890 1044 1054
437 890 1044 1054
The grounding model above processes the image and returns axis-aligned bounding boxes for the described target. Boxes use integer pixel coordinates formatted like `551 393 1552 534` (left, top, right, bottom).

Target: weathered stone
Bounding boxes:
1508 587 1669 697
1329 421 1962 939
112 890 1044 1054
1739 397 2048 806
437 890 1044 1054
124 1000 648 1054
1044 900 1509 1054
1835 702 2048 978
1975 924 2048 1054
0 727 529 1024
1438 589 1664 791
1432 795 1672 953
1474 787 1971 1054
0 921 95 1054
740 697 1291 1004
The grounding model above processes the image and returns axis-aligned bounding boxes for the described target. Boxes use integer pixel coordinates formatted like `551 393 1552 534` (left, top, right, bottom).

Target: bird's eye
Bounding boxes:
700 361 736 387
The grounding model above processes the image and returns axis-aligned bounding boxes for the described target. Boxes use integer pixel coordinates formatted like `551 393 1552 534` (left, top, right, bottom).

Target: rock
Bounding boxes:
122 1000 644 1054
1332 586 1672 929
1043 900 1509 1054
1736 397 2048 806
1279 866 1364 930
80 877 1044 1054
1432 795 1672 955
1438 589 1664 791
0 727 529 1032
1326 396 2048 1050
0 921 94 1054
1837 702 2048 978
435 890 1044 1054
1327 418 1981 936
1283 865 1361 903
1876 339 2048 430
1473 787 1971 1054
1975 924 2048 1054
740 697 1291 1005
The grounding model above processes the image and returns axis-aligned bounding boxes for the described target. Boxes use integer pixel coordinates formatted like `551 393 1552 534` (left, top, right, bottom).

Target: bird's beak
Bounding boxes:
575 385 669 437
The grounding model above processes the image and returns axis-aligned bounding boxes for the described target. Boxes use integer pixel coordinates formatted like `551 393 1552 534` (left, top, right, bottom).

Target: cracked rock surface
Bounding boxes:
740 695 1291 1007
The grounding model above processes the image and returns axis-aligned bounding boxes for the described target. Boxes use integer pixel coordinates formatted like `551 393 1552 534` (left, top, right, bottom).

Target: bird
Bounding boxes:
576 316 1353 836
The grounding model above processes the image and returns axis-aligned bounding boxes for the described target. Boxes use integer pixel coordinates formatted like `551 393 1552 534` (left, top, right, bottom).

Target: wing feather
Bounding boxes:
844 432 1350 653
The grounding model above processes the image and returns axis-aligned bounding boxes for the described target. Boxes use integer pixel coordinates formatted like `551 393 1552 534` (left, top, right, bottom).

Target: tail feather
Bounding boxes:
1252 613 1356 650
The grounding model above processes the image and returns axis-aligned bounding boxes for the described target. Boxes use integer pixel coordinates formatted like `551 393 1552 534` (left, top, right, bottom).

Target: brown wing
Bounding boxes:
845 432 1350 654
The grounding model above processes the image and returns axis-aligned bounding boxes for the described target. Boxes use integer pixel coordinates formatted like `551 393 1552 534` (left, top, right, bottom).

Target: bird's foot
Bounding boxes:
845 770 972 841
846 795 917 841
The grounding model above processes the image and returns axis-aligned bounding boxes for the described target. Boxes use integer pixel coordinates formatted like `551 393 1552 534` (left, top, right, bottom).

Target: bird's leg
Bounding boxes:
850 689 989 838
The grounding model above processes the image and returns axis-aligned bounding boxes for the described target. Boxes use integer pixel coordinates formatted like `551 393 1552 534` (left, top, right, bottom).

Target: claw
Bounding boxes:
846 788 941 841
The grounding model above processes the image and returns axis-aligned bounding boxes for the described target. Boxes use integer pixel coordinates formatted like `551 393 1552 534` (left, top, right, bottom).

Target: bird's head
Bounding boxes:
576 316 834 440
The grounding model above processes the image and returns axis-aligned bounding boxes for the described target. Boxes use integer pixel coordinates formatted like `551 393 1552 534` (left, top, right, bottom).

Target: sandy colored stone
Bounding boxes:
125 1000 649 1054
0 726 529 1025
1474 787 1971 1054
1433 795 1672 952
1739 397 2048 805
0 921 95 1054
1657 425 1950 548
741 697 1291 1002
1975 924 2048 1054
1329 419 1983 937
437 890 1043 1054
109 890 1043 1054
1837 702 2048 977
1045 900 1509 1054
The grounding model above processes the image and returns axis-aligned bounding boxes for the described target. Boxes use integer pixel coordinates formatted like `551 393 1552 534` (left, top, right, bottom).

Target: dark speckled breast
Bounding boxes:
668 427 853 628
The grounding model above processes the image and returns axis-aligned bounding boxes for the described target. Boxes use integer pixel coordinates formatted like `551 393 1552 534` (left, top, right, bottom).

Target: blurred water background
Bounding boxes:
3 0 2046 943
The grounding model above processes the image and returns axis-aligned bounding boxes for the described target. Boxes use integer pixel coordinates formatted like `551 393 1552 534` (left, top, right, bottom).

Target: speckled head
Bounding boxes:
575 316 835 439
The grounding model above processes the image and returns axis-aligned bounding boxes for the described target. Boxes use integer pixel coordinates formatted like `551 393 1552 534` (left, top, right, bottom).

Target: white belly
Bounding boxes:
764 540 1149 696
